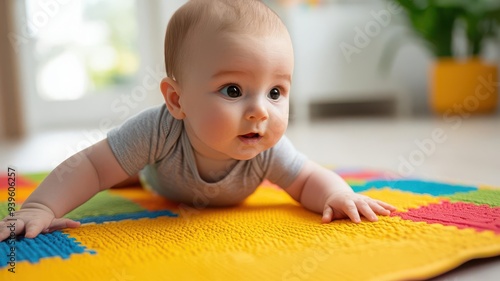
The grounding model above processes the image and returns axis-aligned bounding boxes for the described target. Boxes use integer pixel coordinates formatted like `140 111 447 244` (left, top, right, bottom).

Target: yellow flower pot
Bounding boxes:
430 58 498 114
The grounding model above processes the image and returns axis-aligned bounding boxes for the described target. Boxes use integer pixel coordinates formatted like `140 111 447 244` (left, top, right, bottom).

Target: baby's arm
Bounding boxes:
0 139 129 241
285 161 396 223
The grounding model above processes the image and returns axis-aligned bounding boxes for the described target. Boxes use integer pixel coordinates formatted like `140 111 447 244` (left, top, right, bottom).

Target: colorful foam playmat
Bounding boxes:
1 169 499 280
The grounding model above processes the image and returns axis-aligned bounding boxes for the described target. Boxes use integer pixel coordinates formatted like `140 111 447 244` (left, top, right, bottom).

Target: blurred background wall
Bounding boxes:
0 0 499 139
269 0 500 119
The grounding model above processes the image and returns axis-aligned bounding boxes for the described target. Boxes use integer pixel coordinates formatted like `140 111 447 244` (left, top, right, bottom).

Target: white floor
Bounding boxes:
287 115 500 187
1 115 499 280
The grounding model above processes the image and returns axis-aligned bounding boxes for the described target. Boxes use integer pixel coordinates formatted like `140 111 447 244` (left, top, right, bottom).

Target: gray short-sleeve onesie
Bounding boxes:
107 105 306 206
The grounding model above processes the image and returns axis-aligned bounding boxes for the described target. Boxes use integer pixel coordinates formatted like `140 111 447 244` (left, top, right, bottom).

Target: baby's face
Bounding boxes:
178 28 294 161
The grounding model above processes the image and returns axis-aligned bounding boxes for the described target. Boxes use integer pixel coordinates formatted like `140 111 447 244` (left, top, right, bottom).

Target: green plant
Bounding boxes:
383 0 500 60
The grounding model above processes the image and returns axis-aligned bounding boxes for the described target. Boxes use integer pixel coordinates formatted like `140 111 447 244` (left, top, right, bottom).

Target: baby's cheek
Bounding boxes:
269 108 288 138
199 108 235 138
269 122 286 142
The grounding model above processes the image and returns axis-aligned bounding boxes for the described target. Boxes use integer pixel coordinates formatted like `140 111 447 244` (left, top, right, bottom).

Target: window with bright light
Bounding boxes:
25 0 140 100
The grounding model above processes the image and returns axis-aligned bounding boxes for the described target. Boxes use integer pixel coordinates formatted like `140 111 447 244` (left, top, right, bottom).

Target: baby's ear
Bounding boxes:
160 77 185 119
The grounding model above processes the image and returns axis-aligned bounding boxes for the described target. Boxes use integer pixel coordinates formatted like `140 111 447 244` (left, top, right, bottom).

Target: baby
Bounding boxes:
0 0 395 241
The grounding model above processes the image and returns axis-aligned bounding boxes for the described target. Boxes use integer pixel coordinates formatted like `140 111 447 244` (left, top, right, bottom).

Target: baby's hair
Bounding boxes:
164 0 287 83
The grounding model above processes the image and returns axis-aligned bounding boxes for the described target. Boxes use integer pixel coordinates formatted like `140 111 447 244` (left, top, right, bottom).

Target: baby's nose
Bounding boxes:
245 99 269 121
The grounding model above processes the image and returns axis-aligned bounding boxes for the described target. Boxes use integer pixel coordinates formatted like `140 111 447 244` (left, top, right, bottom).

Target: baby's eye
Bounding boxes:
219 85 242 98
268 88 281 100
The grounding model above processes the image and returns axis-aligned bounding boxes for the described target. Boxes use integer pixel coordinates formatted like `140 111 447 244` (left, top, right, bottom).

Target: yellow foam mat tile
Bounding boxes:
361 188 446 212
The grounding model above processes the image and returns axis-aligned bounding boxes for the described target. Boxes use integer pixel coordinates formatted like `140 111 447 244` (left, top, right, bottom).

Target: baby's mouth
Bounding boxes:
240 133 260 139
238 133 262 144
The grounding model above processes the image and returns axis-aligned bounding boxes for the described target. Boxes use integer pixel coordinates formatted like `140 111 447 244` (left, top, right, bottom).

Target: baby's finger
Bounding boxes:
24 220 47 238
375 200 397 211
356 201 378 222
0 219 25 241
322 206 334 223
368 201 391 216
46 218 81 232
0 221 12 241
342 201 361 223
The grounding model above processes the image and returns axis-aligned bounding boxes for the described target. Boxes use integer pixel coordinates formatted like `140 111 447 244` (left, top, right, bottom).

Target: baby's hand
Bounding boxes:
0 203 80 241
321 192 396 224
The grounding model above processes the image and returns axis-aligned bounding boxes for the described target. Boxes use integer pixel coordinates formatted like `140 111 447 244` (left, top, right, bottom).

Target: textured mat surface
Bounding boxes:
1 169 499 281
